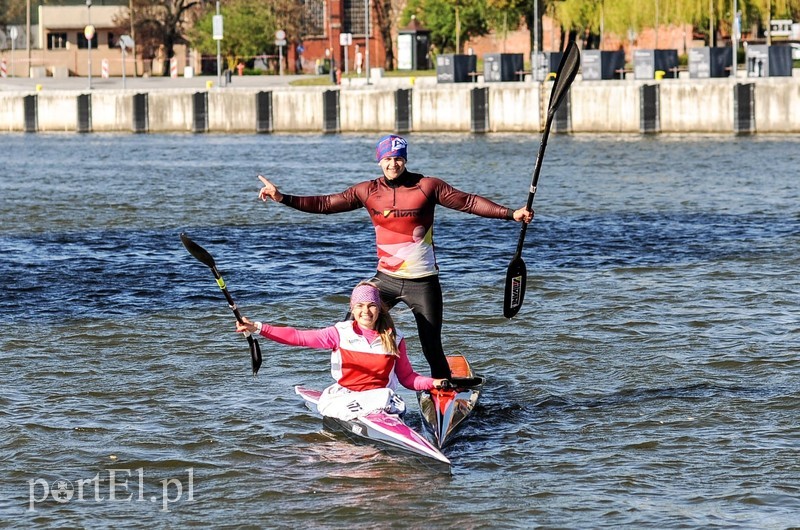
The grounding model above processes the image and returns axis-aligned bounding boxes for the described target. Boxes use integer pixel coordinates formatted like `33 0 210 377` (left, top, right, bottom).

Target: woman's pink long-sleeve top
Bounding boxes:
258 322 435 391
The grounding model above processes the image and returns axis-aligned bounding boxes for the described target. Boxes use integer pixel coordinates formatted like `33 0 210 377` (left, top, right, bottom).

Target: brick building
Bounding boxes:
293 0 387 76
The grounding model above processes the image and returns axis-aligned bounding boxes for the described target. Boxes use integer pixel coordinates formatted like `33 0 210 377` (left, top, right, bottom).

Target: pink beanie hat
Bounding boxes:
350 284 382 308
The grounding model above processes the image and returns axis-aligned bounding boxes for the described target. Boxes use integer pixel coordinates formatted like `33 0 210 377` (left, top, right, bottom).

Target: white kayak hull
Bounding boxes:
295 385 450 465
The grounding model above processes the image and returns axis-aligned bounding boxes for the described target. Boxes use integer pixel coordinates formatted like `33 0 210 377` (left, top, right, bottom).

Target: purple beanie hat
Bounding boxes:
375 135 408 162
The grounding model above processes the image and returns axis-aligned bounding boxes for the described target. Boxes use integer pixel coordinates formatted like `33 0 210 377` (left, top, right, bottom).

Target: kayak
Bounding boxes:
295 385 451 465
417 355 484 448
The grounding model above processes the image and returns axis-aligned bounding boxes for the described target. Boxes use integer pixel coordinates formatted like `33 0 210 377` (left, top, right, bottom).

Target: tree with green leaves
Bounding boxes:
487 0 551 53
484 0 527 46
401 0 490 53
188 0 303 72
113 0 203 77
1 0 31 50
403 0 573 55
188 0 277 70
552 0 800 48
1 0 24 27
448 0 800 55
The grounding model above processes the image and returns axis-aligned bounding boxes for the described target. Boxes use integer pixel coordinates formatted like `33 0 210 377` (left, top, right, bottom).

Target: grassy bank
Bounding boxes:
289 69 437 86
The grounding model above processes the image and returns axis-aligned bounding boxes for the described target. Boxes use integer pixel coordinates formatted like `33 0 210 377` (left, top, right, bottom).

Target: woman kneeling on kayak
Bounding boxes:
236 281 447 421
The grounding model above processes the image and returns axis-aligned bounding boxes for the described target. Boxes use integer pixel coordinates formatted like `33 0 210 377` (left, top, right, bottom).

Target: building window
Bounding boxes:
47 32 68 50
108 32 116 48
343 0 366 36
77 33 98 49
303 0 325 37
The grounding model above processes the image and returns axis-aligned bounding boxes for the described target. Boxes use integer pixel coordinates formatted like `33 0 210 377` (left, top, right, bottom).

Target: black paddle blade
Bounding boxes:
547 41 581 119
180 232 217 270
503 255 527 319
248 335 263 376
443 376 485 390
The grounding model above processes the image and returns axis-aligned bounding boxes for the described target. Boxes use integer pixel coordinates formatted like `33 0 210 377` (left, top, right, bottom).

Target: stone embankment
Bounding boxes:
1 73 798 134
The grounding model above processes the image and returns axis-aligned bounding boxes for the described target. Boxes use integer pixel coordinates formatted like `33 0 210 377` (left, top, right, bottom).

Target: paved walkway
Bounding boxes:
0 72 440 92
0 73 314 92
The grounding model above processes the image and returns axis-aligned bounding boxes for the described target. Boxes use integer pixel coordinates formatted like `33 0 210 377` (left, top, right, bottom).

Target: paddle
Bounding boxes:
180 233 263 376
440 376 485 391
503 41 581 319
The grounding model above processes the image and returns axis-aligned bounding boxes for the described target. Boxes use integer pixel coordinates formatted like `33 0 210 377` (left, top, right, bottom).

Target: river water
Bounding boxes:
1 132 798 528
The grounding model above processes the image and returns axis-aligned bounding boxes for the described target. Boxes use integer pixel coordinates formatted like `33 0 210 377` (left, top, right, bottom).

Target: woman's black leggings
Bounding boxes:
371 271 451 379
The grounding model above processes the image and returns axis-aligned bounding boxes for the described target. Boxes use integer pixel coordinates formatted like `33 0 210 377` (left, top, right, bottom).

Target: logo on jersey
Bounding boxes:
371 207 420 219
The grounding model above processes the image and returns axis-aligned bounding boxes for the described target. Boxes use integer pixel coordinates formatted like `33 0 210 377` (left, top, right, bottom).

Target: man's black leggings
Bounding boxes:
371 271 452 379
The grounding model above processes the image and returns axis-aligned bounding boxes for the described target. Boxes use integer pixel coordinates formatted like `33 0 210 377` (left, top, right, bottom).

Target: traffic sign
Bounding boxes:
276 30 286 40
119 35 134 50
9 27 18 40
213 15 223 40
340 33 352 46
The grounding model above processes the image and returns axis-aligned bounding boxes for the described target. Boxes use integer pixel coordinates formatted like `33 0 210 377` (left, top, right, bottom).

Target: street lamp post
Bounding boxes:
364 0 370 85
120 35 134 89
86 0 93 90
129 0 137 76
26 0 31 75
732 0 738 78
213 1 223 88
9 27 17 78
39 0 44 72
533 0 538 81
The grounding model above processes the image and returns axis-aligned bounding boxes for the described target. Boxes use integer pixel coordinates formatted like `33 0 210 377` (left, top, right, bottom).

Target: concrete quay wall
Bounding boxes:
1 78 798 135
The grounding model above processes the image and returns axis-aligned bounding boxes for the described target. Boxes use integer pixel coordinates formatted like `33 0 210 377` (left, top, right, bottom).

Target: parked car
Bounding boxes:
792 43 800 61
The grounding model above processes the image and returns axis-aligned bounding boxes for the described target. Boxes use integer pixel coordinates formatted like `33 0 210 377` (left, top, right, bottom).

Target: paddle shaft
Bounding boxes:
511 114 555 260
513 43 578 257
208 266 247 324
207 266 264 375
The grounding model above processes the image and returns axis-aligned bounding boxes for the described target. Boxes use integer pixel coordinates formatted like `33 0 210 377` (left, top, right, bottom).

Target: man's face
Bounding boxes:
379 156 406 180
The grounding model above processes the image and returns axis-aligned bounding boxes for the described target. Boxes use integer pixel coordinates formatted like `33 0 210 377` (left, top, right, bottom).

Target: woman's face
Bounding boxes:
352 302 379 330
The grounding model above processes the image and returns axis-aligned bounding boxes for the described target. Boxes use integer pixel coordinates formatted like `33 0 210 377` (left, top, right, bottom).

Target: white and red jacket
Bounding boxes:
258 320 434 392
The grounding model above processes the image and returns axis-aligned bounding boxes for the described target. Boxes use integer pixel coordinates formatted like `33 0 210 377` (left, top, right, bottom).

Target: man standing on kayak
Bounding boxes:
256 135 533 379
